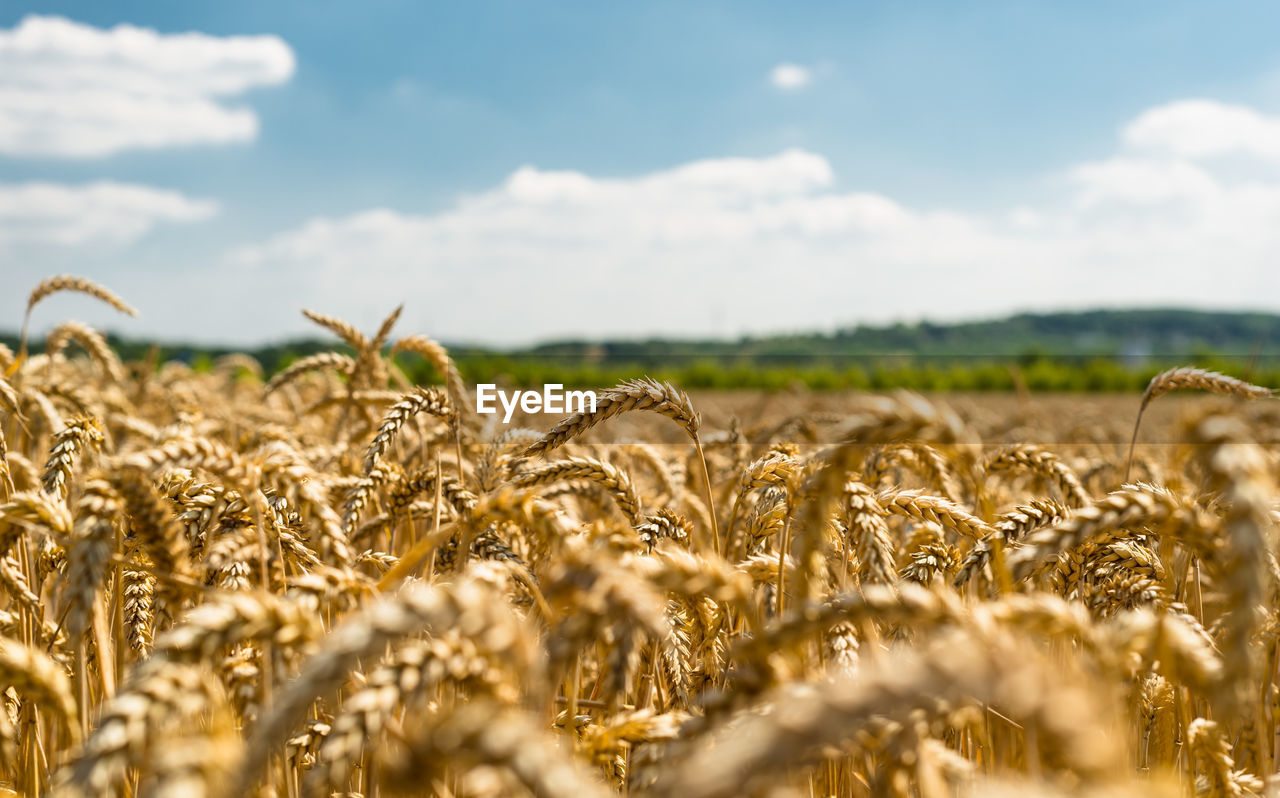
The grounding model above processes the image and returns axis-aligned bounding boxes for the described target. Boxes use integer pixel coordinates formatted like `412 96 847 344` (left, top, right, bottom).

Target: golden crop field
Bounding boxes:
2 276 1279 797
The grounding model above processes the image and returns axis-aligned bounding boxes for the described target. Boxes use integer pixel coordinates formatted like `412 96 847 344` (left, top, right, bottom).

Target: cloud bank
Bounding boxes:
0 181 216 250
217 98 1280 344
6 94 1278 346
0 15 295 157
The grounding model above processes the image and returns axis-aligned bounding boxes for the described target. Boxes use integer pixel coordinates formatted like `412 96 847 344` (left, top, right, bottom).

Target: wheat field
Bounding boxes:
2 275 1279 797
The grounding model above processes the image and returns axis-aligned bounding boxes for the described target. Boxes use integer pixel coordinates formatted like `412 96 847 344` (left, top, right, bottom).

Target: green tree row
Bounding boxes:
8 330 1280 393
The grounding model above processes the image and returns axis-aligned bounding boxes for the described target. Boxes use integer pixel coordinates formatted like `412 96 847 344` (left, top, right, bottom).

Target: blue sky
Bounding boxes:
3 2 1280 345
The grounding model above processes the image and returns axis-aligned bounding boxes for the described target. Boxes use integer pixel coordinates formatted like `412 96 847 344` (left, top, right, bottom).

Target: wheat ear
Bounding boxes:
300 309 369 350
41 416 105 500
392 334 471 421
387 701 612 798
44 321 126 384
264 352 355 395
1126 367 1271 479
362 388 456 475
983 445 1090 508
523 377 716 549
523 377 699 457
0 637 79 743
12 275 137 377
510 456 644 524
233 578 536 793
876 488 994 540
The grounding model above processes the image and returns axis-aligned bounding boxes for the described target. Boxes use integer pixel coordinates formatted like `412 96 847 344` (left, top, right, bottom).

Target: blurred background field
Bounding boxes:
10 306 1280 393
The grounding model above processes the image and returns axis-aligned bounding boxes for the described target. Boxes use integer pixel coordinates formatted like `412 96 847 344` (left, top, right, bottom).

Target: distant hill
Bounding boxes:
520 308 1280 364
6 307 1280 392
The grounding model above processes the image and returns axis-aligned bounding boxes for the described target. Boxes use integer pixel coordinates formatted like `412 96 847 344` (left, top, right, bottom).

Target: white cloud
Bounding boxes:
223 148 999 342
0 15 294 158
1067 157 1222 209
221 99 1280 345
0 181 216 249
769 63 812 91
1122 99 1280 162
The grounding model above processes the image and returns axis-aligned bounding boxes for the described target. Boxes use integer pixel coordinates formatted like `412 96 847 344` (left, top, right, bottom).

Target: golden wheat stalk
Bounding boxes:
523 377 719 551
44 321 127 384
392 334 471 421
524 377 700 457
11 275 137 378
983 444 1090 508
362 387 456 474
1126 367 1271 479
263 352 356 395
876 488 994 540
510 456 643 524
